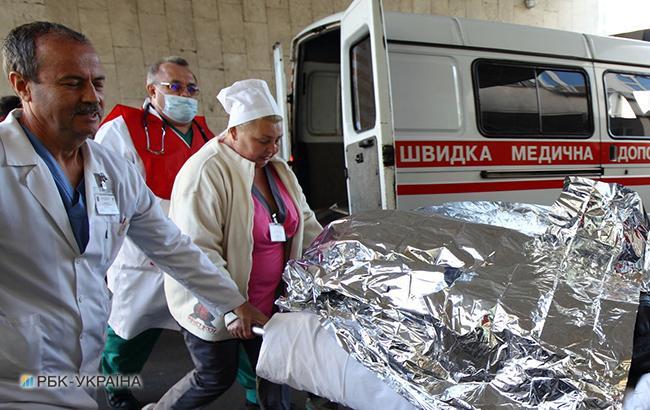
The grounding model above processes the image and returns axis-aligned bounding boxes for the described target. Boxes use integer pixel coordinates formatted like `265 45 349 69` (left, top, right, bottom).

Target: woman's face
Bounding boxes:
231 119 282 168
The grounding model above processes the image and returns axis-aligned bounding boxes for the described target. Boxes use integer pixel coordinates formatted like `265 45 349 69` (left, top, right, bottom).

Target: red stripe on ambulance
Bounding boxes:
397 177 650 196
397 179 565 195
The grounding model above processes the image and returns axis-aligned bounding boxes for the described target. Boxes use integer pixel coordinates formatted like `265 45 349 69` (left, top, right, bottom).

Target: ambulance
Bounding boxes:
272 0 650 217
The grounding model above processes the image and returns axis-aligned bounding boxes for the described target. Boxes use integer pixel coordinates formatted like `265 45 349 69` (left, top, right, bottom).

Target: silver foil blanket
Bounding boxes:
277 177 649 409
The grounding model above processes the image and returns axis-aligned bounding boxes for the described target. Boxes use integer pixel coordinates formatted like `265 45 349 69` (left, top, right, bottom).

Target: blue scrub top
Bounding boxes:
22 124 90 253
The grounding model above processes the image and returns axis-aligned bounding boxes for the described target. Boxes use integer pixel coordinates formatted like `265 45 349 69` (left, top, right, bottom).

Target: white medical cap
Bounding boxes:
216 79 282 129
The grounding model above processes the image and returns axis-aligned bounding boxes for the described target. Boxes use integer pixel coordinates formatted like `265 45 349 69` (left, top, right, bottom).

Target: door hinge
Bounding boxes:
382 144 395 167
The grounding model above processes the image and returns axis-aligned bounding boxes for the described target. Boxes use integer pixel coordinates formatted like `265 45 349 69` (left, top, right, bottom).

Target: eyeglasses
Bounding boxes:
157 81 200 96
142 103 209 155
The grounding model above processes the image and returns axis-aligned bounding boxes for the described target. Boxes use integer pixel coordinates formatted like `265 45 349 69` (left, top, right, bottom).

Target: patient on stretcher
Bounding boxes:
258 177 650 409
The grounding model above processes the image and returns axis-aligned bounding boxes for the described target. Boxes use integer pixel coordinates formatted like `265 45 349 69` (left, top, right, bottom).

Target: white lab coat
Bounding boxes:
95 106 177 338
0 111 245 409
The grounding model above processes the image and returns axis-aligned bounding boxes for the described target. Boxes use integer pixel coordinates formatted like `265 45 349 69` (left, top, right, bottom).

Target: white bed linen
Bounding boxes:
256 312 417 410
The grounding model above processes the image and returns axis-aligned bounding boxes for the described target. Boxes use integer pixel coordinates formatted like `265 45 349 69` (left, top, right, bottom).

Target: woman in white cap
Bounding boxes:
155 79 322 409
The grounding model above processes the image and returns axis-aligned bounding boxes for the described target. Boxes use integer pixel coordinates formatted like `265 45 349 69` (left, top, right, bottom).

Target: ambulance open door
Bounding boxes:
340 0 395 213
273 42 290 162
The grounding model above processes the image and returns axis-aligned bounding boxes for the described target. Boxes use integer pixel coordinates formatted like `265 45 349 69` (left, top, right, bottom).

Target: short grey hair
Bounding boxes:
3 21 90 82
235 115 283 132
146 56 194 85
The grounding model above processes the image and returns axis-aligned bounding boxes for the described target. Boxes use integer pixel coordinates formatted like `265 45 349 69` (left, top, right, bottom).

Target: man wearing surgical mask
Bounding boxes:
94 56 212 409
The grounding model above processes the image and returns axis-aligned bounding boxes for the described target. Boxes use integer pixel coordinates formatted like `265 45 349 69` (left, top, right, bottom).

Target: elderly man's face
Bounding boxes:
147 62 198 125
26 33 105 142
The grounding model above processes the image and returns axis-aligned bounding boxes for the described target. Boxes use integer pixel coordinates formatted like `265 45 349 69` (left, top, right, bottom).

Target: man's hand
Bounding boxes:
228 302 268 339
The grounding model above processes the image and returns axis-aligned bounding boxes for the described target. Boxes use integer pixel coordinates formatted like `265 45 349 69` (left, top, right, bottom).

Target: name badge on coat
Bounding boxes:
94 172 119 215
95 193 119 215
269 222 286 242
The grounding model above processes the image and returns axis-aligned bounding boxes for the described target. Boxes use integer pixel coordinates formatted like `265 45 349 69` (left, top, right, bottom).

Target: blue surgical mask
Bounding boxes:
162 94 198 124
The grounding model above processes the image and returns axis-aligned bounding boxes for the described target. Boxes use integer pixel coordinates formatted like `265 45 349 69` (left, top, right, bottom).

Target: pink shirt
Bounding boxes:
248 167 300 316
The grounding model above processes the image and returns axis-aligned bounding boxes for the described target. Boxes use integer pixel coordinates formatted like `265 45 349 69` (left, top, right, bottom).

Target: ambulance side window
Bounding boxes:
605 72 650 138
350 35 376 132
474 60 592 138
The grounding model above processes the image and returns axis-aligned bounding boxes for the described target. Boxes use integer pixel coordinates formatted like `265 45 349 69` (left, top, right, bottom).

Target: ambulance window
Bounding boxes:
538 70 590 134
475 61 591 137
350 35 376 132
307 71 341 137
476 63 538 135
605 72 650 138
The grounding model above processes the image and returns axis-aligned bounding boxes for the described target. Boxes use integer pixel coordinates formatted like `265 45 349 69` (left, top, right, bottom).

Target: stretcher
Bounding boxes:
254 312 650 410
624 374 650 409
255 312 416 410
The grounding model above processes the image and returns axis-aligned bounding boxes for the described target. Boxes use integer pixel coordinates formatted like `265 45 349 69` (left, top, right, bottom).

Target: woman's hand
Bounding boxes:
229 302 268 339
227 318 254 339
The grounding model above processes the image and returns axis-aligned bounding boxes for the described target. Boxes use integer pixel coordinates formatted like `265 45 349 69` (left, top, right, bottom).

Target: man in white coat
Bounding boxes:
0 21 266 410
94 56 216 410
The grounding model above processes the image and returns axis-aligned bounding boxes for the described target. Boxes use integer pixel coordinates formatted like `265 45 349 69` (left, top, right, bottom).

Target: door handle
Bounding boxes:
480 169 604 179
358 138 374 148
609 144 617 161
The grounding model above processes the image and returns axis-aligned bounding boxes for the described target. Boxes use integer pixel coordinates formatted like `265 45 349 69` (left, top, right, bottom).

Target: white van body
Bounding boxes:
273 0 650 217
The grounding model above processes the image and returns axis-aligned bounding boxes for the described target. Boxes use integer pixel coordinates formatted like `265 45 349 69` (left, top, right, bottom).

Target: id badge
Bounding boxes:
269 223 286 242
95 193 119 215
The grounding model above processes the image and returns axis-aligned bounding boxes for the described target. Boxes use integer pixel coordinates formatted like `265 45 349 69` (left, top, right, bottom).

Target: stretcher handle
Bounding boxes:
225 311 265 337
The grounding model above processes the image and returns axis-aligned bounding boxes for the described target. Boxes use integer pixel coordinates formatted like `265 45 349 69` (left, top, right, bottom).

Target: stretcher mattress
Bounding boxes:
256 311 416 410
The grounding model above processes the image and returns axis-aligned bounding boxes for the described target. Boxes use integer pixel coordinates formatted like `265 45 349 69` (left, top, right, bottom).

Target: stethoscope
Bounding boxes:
142 102 209 155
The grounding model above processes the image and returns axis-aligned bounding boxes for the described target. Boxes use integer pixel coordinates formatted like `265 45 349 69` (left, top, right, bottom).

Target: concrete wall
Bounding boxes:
0 0 646 132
